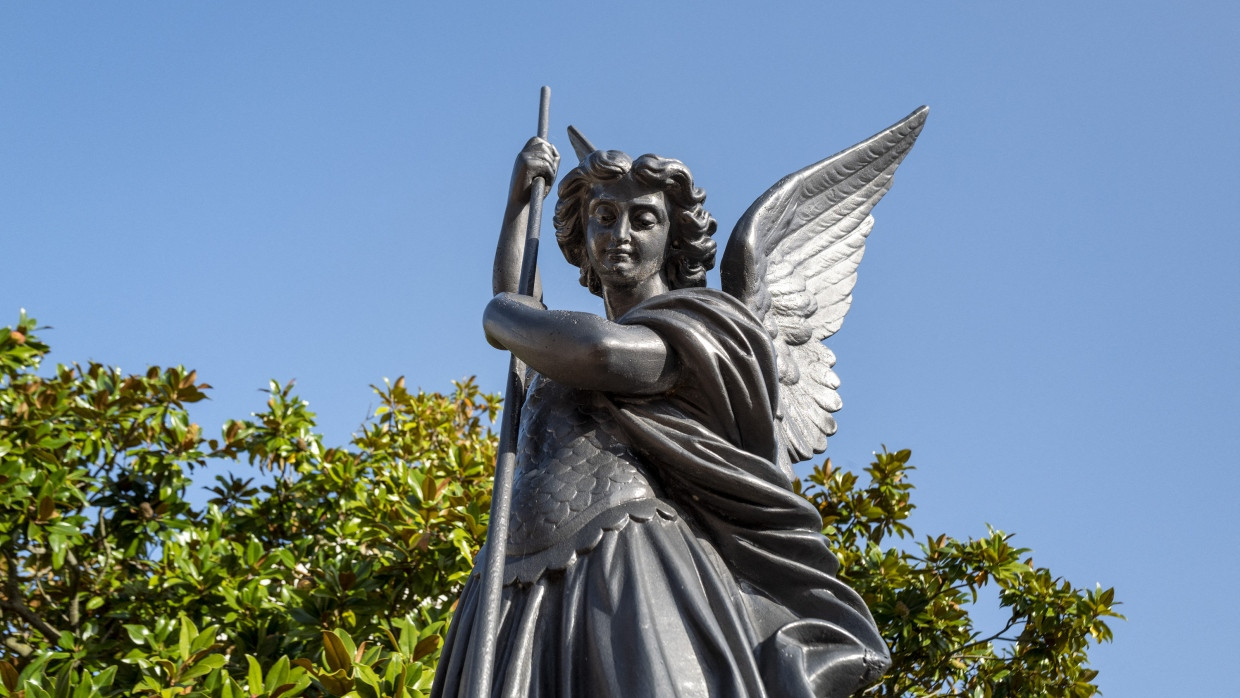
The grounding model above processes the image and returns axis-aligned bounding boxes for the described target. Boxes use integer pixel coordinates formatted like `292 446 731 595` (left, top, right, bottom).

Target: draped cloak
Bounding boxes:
431 288 889 698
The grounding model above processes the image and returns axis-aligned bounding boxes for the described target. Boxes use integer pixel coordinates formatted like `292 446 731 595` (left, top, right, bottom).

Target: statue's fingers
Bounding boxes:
532 151 558 177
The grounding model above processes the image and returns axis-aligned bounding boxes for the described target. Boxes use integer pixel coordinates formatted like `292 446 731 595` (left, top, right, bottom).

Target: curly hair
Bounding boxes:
553 150 717 297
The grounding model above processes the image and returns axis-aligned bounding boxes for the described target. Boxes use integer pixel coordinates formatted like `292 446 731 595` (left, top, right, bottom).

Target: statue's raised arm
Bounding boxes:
721 106 929 479
493 137 560 298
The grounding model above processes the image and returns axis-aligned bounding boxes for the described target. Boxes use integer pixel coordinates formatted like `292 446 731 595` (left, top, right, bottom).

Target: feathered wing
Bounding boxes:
720 107 928 478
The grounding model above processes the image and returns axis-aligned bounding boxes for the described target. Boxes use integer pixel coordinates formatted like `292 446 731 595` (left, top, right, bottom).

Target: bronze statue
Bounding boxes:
432 97 928 698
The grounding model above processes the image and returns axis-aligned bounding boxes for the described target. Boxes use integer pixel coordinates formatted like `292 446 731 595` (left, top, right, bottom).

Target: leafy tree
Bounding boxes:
801 451 1121 697
0 313 1120 697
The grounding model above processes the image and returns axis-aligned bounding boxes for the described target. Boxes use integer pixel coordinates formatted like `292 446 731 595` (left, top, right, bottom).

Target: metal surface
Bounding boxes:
469 86 550 698
720 106 929 478
436 105 928 698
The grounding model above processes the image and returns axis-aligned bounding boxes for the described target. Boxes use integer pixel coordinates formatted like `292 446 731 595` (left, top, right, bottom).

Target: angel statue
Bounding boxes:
431 106 928 698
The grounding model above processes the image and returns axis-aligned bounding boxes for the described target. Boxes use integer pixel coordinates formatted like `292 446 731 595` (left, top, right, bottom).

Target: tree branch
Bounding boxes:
96 507 113 565
65 549 82 629
955 615 1022 655
3 636 33 657
0 596 63 646
91 412 143 481
1 550 63 645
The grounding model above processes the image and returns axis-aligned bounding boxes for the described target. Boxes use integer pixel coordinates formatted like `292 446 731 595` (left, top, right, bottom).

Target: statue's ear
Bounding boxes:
567 125 596 162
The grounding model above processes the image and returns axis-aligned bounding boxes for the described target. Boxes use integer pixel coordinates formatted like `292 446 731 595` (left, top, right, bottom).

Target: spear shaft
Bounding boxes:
470 85 550 698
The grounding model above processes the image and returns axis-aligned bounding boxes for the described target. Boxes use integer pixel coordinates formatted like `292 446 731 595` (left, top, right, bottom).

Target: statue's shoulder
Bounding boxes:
622 287 775 375
627 286 756 322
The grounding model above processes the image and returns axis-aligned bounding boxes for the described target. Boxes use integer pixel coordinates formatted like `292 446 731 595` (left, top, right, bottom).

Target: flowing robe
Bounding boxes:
432 288 889 698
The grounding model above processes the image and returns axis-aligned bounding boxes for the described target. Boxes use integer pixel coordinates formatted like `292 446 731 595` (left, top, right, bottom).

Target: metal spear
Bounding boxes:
469 85 550 698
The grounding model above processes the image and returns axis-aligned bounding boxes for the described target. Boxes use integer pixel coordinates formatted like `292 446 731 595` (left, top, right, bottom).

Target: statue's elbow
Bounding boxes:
586 334 624 375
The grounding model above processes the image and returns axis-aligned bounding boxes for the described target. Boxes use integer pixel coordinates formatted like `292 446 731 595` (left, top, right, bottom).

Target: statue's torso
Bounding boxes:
506 374 666 561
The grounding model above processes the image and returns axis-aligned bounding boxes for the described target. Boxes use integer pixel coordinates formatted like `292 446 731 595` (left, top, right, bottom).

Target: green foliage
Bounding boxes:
1 313 495 697
0 314 1119 696
800 448 1123 696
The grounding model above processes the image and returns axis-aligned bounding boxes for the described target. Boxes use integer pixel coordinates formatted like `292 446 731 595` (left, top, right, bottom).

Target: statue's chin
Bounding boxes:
596 264 663 293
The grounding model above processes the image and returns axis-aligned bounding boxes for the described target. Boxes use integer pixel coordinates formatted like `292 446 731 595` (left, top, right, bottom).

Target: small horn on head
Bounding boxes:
567 125 597 162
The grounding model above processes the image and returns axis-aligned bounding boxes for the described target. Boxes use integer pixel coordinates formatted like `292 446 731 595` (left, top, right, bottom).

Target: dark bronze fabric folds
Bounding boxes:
432 288 888 698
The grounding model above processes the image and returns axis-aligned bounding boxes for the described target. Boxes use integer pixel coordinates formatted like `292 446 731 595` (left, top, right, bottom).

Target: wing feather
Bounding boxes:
720 107 928 474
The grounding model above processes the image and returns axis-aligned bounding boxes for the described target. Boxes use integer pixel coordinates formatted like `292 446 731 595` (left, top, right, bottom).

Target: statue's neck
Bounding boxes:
603 275 669 321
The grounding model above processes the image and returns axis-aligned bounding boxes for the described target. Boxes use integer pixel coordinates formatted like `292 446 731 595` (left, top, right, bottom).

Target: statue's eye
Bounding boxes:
633 210 658 230
593 205 616 225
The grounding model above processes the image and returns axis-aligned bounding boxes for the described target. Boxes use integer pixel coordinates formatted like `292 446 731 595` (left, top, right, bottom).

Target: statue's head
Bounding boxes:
554 150 717 297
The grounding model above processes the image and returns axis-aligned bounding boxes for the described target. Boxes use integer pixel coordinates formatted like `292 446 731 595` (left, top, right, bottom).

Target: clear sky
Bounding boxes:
4 2 1238 693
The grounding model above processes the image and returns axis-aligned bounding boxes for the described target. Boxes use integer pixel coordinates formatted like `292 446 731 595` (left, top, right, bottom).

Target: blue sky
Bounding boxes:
4 2 1238 693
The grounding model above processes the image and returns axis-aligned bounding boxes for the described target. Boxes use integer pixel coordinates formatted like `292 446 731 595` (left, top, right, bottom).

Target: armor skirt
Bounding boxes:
431 509 771 698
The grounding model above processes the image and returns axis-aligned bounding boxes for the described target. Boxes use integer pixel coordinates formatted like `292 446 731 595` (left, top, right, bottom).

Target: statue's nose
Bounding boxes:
614 217 633 243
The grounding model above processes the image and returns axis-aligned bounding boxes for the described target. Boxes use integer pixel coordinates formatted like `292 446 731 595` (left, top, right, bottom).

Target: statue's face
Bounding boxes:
584 178 671 292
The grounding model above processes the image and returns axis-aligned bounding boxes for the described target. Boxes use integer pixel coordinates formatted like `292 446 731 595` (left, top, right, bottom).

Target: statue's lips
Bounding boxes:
604 248 636 264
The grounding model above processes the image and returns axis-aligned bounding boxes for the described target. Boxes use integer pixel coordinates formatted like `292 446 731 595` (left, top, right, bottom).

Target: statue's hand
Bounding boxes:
509 137 560 205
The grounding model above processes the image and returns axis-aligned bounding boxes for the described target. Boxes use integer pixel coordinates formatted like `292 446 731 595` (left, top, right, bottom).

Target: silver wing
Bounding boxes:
720 107 928 479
